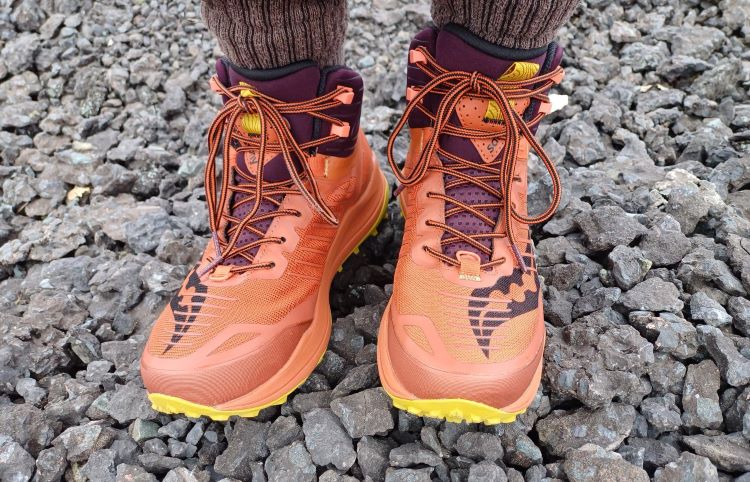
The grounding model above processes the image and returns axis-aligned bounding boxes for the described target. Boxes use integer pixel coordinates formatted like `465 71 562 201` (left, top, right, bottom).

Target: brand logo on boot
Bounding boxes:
467 245 539 358
163 269 208 354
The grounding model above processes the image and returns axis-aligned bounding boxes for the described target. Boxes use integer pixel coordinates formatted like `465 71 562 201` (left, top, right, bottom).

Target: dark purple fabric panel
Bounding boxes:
407 27 438 128
221 59 321 146
317 67 364 157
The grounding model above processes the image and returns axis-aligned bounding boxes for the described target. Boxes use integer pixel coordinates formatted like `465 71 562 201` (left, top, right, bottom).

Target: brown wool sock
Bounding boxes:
431 0 580 49
201 0 347 70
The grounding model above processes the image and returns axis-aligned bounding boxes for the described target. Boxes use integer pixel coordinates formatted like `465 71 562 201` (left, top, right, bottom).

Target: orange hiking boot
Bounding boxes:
378 25 565 424
141 59 388 420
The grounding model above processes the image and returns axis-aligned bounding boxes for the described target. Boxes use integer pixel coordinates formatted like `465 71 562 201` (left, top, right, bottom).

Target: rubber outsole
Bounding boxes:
147 183 391 420
388 393 525 425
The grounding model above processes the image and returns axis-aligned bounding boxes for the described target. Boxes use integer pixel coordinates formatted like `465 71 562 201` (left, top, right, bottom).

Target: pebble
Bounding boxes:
0 0 748 479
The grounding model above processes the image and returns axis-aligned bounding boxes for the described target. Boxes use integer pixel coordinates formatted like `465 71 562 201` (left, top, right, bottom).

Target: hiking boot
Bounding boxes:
141 59 388 420
378 24 564 424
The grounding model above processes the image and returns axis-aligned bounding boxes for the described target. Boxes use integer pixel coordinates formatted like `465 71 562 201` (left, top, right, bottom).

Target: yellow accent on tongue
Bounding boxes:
484 62 540 122
236 82 262 135
240 113 261 135
498 62 540 82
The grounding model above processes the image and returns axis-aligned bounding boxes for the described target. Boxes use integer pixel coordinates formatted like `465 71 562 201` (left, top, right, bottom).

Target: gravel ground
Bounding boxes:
1 0 749 481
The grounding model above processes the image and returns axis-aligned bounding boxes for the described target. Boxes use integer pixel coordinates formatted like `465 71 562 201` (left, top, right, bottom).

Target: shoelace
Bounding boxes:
387 47 564 272
200 76 355 275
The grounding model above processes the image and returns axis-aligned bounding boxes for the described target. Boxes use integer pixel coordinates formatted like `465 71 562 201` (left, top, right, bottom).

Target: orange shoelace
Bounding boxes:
387 47 564 272
200 76 355 275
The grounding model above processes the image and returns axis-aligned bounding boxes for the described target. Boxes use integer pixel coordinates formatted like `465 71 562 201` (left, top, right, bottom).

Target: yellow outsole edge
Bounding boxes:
388 393 526 425
149 377 307 421
149 182 390 421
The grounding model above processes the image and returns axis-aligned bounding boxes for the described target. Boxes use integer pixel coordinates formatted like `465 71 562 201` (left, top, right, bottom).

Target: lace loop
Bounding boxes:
202 76 351 274
388 47 564 271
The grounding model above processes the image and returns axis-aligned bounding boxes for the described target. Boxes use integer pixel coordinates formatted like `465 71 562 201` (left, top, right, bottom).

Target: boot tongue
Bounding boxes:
215 59 322 182
431 28 559 263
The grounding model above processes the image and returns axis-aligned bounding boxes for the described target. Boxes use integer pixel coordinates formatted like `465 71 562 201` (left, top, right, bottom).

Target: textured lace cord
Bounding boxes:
387 46 563 272
200 77 352 275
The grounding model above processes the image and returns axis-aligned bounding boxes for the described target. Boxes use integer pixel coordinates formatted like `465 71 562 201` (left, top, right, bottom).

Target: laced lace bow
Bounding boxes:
387 47 565 272
200 76 355 275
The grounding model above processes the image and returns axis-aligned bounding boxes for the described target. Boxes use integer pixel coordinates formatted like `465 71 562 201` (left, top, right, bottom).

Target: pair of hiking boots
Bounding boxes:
141 24 565 425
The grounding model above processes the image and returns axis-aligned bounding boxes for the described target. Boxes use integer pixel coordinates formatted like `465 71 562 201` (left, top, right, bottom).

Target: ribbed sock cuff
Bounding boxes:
201 0 347 70
431 0 580 49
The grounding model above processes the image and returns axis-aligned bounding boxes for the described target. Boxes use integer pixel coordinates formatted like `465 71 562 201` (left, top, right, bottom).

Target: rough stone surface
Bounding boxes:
536 404 636 456
1 1 749 480
302 408 356 471
563 444 649 482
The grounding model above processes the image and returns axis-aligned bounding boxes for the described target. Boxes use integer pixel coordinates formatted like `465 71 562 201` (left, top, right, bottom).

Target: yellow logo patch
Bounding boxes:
484 62 540 122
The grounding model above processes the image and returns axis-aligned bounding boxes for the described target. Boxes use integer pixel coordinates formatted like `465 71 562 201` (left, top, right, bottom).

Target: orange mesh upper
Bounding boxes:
392 254 540 364
210 332 259 356
404 325 433 355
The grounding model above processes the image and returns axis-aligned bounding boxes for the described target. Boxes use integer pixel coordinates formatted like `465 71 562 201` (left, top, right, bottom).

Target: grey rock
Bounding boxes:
389 442 442 467
214 420 270 480
682 433 750 473
80 449 117 482
468 461 507 482
384 467 433 482
162 467 211 482
105 383 158 424
689 59 742 100
330 388 394 438
699 325 750 387
690 291 732 327
34 445 67 482
639 215 692 267
640 395 682 434
682 360 723 429
184 422 204 446
455 432 503 462
15 378 46 406
265 441 316 482
53 424 116 463
0 435 35 482
331 363 379 397
621 278 684 313
358 436 391 482
130 419 160 443
575 206 646 252
559 119 607 166
1 33 40 75
536 404 636 456
626 438 679 471
115 464 158 482
572 287 621 318
503 433 542 469
621 42 669 72
157 419 191 441
609 246 652 290
654 452 718 482
266 416 302 451
136 453 182 474
730 296 750 335
545 319 654 408
419 426 447 458
563 444 649 482
302 408 356 471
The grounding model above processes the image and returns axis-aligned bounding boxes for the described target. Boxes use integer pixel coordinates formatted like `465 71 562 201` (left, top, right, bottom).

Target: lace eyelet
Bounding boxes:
269 262 276 268
279 237 286 243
